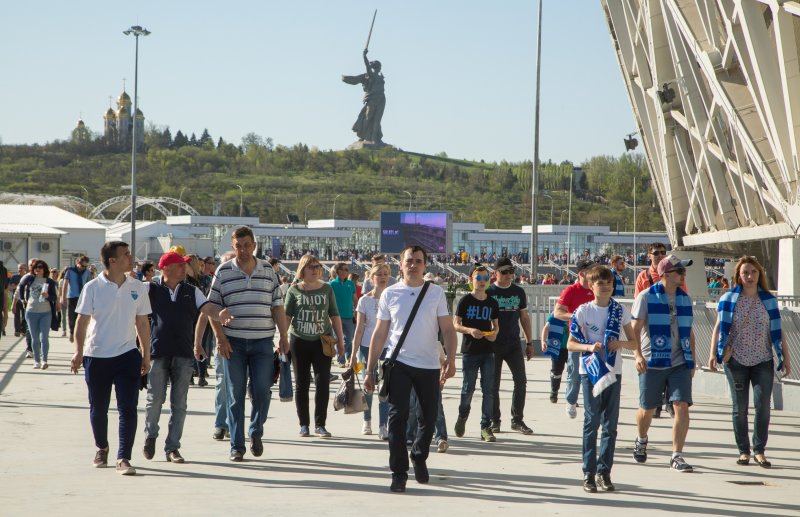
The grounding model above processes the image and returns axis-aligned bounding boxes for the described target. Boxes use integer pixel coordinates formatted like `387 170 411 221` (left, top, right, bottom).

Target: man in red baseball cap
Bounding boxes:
142 251 233 464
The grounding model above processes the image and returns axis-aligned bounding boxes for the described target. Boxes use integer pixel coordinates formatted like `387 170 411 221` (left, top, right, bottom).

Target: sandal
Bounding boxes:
736 453 750 466
754 454 772 468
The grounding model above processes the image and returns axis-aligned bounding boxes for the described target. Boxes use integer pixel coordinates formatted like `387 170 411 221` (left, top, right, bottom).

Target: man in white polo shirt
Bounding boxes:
70 241 152 476
364 245 458 493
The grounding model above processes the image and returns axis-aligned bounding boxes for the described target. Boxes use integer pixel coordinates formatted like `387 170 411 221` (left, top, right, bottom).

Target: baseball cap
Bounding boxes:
159 251 192 269
575 258 596 272
169 244 187 256
495 257 514 272
657 254 693 276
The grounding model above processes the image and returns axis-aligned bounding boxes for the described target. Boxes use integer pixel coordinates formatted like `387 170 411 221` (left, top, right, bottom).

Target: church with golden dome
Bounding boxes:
103 89 144 149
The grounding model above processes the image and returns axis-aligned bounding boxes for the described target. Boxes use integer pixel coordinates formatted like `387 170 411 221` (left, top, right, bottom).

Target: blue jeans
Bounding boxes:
581 374 622 475
359 345 388 425
459 352 495 428
724 358 774 455
144 356 194 452
279 354 293 401
407 387 448 442
25 310 51 364
565 351 581 405
336 317 355 363
83 348 141 460
214 346 228 430
222 336 275 454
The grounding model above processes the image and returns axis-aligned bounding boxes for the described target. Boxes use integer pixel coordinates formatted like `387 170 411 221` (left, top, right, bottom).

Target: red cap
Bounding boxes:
159 251 192 269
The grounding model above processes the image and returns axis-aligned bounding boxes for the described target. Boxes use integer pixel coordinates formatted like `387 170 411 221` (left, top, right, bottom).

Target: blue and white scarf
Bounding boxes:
569 299 623 396
647 283 694 369
612 270 625 297
544 314 565 360
716 285 783 371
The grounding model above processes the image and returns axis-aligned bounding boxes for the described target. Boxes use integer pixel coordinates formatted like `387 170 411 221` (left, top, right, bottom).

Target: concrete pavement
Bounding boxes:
1 331 798 516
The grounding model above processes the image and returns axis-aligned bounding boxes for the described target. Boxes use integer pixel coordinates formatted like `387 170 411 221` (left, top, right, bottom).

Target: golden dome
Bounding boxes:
118 91 131 104
76 119 85 127
117 106 130 118
135 108 144 119
104 108 116 118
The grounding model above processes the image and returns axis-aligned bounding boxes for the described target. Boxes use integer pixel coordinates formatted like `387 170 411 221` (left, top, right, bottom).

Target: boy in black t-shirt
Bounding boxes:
453 265 499 442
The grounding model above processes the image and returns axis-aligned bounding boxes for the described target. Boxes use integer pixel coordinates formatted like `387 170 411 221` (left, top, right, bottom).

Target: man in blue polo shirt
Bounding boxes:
329 262 357 366
60 255 91 343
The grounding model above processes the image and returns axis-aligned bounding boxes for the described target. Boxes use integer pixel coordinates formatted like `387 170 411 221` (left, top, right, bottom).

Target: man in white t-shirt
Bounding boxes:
70 241 152 476
364 246 458 494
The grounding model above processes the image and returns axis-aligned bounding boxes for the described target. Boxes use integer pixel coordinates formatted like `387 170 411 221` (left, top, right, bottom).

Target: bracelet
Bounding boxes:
526 342 533 346
364 372 374 377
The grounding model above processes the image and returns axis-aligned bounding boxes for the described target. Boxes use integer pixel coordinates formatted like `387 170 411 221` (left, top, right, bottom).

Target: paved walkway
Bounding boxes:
1 332 798 516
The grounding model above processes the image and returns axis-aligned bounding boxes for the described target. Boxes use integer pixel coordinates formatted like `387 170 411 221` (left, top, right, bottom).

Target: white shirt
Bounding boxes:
377 282 449 369
76 273 151 358
572 301 632 375
356 294 387 350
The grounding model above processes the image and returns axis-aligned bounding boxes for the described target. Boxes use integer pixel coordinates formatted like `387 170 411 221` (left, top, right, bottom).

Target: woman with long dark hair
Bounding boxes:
18 259 59 369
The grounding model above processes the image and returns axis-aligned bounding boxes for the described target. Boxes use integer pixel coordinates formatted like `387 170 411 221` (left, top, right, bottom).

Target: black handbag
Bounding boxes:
378 281 430 402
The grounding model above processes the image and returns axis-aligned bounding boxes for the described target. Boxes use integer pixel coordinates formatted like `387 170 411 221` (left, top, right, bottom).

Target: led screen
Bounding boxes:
380 211 451 254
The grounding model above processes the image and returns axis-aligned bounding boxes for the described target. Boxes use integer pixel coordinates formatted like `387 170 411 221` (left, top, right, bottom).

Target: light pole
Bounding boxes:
178 186 187 215
304 202 313 224
402 190 413 211
80 185 89 203
542 193 553 224
566 170 573 264
235 184 243 217
530 0 543 280
123 25 150 260
560 209 568 225
332 193 343 219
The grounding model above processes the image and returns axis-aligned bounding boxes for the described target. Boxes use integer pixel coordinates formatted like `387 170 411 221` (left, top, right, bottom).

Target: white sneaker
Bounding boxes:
566 403 577 419
41 362 48 370
378 424 389 440
437 439 449 453
362 421 372 435
33 362 41 369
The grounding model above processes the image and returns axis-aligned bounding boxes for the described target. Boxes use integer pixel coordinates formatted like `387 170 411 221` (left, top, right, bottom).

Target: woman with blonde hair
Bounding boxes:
284 255 345 437
350 263 391 438
709 256 791 468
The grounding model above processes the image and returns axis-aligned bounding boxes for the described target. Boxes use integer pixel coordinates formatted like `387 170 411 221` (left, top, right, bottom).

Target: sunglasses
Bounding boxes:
34 266 45 270
499 269 515 275
651 251 666 256
306 264 322 270
474 275 490 282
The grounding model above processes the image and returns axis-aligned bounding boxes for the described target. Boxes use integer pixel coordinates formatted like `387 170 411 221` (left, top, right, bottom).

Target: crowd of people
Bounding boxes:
0 235 792 493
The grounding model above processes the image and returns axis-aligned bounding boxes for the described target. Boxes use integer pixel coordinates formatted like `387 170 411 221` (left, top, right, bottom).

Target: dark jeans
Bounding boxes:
290 335 331 427
459 352 495 428
724 357 774 455
581 374 622 475
67 297 79 337
387 361 440 478
83 348 142 460
14 304 32 352
492 340 527 425
196 325 213 378
407 387 448 442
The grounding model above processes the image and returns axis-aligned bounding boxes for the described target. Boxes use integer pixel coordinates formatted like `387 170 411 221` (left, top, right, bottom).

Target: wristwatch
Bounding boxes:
526 341 533 347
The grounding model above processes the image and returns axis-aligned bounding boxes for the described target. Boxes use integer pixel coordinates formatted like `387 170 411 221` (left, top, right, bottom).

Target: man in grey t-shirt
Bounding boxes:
631 255 696 473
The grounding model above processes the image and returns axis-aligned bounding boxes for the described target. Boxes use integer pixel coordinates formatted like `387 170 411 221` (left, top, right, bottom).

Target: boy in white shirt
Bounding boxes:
568 266 636 493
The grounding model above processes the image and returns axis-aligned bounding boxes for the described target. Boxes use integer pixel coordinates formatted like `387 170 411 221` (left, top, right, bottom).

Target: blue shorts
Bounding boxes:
638 365 693 409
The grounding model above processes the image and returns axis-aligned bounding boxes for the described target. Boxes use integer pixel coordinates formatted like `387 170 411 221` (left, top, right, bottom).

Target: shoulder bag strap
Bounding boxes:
387 281 431 364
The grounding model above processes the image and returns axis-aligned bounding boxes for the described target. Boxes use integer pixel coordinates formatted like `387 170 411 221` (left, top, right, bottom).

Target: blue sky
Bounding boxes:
0 1 635 164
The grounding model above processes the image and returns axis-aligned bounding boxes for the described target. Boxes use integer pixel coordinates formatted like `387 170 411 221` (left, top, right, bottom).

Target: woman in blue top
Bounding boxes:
709 256 791 468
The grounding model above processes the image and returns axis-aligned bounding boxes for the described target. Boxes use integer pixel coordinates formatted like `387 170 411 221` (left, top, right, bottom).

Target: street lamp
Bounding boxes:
530 0 543 280
332 193 343 219
235 184 243 217
178 186 187 215
123 24 151 260
542 193 553 224
304 202 313 224
402 190 413 211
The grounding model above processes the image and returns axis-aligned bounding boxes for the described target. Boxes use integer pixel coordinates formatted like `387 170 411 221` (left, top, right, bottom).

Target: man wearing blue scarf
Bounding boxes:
610 255 626 298
631 254 696 473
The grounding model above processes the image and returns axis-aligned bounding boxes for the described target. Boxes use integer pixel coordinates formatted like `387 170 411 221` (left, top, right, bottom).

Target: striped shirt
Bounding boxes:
207 258 283 339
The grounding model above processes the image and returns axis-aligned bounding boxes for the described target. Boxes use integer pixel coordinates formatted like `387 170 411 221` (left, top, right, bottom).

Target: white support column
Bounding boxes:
777 238 800 296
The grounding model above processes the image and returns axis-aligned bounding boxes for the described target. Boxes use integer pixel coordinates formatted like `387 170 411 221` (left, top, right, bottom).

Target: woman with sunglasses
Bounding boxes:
284 255 345 437
453 264 499 442
708 256 791 468
18 259 59 369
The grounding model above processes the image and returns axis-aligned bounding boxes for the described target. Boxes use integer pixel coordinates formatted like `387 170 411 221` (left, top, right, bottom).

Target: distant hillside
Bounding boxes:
0 138 664 232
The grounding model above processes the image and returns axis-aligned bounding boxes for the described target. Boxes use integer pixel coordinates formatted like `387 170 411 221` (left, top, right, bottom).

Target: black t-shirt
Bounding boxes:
487 283 528 345
456 293 499 355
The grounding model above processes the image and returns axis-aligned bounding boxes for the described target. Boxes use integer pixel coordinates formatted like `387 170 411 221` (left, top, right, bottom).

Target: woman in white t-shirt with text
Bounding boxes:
350 263 391 439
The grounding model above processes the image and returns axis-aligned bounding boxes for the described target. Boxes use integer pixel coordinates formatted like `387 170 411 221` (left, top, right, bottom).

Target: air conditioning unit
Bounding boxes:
39 242 52 252
1 241 12 251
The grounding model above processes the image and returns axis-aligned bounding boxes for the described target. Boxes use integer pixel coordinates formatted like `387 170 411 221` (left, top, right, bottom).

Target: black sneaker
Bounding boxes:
654 406 662 418
411 458 429 484
390 475 407 493
633 438 648 463
596 472 615 491
166 450 185 463
670 455 693 472
454 416 467 437
250 436 263 457
198 376 209 387
229 450 244 462
489 421 501 433
511 421 534 435
549 392 558 403
666 403 675 418
143 437 156 460
212 427 226 441
583 473 597 493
